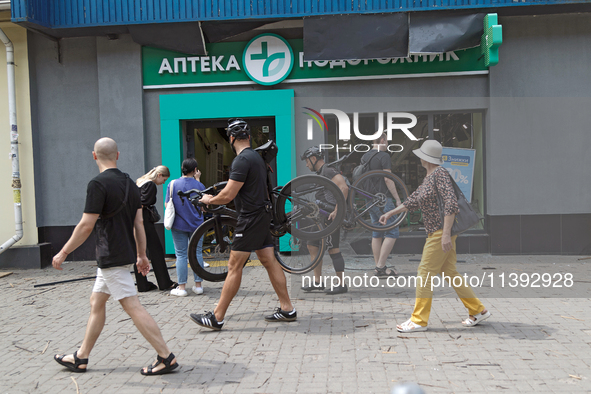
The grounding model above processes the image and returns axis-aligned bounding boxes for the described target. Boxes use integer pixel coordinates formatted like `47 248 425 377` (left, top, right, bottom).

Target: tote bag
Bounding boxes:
435 171 482 236
163 180 176 230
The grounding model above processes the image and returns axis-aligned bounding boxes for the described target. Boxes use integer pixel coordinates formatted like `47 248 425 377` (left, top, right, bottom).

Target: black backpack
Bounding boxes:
351 151 379 183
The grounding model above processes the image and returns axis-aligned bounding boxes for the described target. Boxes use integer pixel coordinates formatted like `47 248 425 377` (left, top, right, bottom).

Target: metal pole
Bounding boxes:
0 28 23 254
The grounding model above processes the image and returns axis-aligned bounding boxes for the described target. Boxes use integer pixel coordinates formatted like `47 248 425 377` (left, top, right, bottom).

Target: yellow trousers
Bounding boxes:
411 230 485 326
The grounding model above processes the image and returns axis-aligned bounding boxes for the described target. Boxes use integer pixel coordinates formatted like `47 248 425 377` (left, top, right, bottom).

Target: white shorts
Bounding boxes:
92 265 137 301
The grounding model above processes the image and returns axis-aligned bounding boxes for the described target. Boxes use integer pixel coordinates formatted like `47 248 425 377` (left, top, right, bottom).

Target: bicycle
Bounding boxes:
345 169 409 231
326 152 409 232
286 154 410 274
177 140 346 281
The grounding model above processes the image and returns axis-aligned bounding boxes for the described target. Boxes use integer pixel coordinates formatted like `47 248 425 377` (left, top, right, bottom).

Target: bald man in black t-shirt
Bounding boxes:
52 138 178 376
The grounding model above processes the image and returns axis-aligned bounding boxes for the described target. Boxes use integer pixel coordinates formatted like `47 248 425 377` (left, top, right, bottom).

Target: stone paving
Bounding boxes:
1 254 590 393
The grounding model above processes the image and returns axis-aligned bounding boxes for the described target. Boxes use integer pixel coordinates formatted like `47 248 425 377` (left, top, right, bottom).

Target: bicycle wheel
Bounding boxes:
188 216 237 282
275 174 346 241
349 170 409 231
274 218 327 274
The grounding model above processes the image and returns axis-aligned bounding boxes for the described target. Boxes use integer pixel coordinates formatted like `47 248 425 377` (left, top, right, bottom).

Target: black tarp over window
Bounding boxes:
304 13 485 61
303 14 409 61
409 13 485 53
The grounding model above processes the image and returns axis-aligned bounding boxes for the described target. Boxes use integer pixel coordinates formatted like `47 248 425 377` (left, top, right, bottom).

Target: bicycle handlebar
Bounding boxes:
177 181 228 212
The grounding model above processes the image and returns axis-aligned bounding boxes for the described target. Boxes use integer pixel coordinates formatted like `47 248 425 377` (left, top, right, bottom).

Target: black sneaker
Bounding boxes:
264 307 297 322
189 311 224 331
324 285 348 295
301 282 325 292
374 266 398 278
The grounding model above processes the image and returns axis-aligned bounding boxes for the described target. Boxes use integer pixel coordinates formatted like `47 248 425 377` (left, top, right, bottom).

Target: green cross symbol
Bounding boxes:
250 41 286 77
480 13 503 67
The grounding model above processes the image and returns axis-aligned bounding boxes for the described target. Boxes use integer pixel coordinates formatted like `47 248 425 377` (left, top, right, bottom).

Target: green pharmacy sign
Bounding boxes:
242 34 294 85
142 34 491 89
481 13 503 67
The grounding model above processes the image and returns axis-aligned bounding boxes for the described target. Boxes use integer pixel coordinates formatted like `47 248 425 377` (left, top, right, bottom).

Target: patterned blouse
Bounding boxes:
402 166 459 234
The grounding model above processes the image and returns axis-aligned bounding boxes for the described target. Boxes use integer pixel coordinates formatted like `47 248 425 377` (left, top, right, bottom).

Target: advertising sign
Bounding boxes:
142 34 488 89
242 34 294 85
441 147 476 203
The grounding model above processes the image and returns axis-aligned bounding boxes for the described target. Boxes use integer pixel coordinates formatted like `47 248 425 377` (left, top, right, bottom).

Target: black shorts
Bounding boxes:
232 210 274 252
307 228 340 250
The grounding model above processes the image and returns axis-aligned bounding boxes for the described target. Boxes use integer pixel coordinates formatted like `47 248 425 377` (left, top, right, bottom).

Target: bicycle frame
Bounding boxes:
178 186 238 255
324 153 407 231
265 165 334 238
344 183 385 226
208 208 236 254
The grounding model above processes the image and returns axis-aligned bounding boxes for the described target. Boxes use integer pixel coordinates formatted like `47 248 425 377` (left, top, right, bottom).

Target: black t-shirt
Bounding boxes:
229 148 268 216
315 164 341 205
139 181 157 206
139 180 159 222
361 150 391 195
363 150 391 171
84 168 142 268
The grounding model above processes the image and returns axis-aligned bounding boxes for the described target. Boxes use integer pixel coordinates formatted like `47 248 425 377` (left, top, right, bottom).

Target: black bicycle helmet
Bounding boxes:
226 118 250 139
300 146 322 161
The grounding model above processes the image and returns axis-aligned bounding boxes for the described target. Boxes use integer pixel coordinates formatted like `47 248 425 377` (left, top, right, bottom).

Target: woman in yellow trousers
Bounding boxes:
380 140 490 333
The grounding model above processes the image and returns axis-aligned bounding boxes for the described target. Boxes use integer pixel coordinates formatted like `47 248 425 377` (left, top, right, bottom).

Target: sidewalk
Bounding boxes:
1 254 590 393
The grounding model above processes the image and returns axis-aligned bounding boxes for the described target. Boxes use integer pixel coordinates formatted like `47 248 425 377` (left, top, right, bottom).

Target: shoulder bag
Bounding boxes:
145 205 161 223
434 169 482 236
351 150 380 183
163 180 176 230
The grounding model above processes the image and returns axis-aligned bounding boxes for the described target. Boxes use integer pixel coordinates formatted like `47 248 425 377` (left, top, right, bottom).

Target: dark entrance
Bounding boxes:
184 117 277 187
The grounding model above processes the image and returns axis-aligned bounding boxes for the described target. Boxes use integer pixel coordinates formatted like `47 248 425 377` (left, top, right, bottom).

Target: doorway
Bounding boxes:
159 89 294 254
184 117 277 187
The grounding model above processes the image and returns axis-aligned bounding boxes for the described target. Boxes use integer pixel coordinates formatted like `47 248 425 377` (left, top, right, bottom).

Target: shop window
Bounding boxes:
322 111 484 234
433 113 473 149
391 115 429 194
434 112 484 230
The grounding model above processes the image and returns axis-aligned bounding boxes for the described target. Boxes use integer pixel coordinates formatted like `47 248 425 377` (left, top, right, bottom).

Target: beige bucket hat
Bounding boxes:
412 140 444 165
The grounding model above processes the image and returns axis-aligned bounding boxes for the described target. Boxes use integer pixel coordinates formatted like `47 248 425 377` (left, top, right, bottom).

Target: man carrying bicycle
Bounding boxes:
300 146 349 295
190 119 296 330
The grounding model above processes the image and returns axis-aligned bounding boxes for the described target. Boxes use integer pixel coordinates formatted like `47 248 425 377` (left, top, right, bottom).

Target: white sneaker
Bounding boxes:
203 262 210 268
170 287 188 297
192 286 204 295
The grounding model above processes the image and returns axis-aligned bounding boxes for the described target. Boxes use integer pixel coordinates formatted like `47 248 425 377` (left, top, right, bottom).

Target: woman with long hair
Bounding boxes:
135 166 177 292
165 158 206 296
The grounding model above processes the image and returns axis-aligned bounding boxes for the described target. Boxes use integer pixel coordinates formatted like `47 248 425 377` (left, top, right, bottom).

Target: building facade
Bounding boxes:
4 1 591 266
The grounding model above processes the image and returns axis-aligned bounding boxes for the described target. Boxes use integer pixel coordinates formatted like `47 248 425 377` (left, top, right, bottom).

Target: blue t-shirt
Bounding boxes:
165 177 205 232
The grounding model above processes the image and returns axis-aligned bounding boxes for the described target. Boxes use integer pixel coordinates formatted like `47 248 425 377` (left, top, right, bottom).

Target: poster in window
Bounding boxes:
441 148 475 203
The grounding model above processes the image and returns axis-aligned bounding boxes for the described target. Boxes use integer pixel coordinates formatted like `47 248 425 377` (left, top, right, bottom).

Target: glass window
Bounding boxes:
433 112 484 230
322 111 484 234
433 113 474 149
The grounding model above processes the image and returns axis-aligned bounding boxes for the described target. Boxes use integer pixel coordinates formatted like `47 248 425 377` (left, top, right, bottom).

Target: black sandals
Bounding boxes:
141 353 179 376
54 351 88 373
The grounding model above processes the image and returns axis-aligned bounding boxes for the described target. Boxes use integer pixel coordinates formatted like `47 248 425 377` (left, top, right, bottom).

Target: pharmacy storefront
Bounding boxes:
24 12 591 261
142 31 495 254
